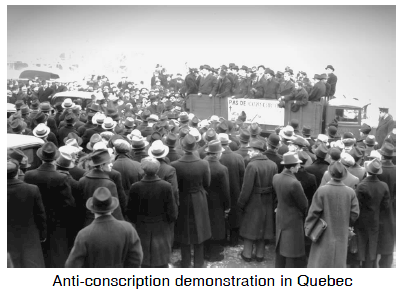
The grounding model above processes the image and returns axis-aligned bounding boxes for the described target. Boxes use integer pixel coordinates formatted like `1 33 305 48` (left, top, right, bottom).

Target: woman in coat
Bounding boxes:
204 140 230 262
127 157 177 268
305 161 360 268
171 134 211 268
238 140 278 262
354 159 390 267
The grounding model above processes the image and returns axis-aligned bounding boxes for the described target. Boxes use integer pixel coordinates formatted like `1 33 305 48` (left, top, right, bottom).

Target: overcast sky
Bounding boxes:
8 5 396 121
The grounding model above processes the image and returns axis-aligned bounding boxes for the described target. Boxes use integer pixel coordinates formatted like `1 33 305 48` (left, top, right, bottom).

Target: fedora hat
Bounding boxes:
279 125 295 140
86 187 119 214
164 133 177 147
33 123 50 138
36 142 60 161
189 127 201 142
64 114 76 125
39 102 52 112
15 100 24 110
64 138 83 151
328 126 338 137
30 100 39 110
297 151 309 165
113 139 131 154
179 112 189 123
34 112 48 124
364 135 377 146
190 116 200 128
126 129 142 141
102 117 117 130
320 73 328 80
218 133 232 145
86 133 103 151
281 151 302 165
89 149 112 166
7 161 18 177
340 152 355 167
349 146 364 162
360 123 371 134
302 126 312 136
290 136 309 148
364 158 383 175
216 121 228 134
181 134 198 152
147 114 159 123
315 144 328 159
342 132 356 146
368 150 382 160
313 74 322 80
55 152 75 169
317 134 329 145
105 108 120 121
20 105 30 116
148 140 169 158
205 139 225 153
8 148 31 169
54 102 64 113
64 132 83 146
149 131 162 143
124 117 135 129
238 129 251 144
88 103 101 113
10 119 27 133
92 112 106 125
61 98 74 109
59 144 81 156
140 109 151 121
378 142 394 157
325 65 335 71
267 133 281 148
131 137 149 150
328 161 348 181
248 139 266 152
329 147 342 161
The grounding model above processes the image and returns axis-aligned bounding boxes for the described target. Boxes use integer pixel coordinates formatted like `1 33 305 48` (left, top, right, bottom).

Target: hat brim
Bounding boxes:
86 196 119 214
56 162 75 169
102 122 117 130
36 147 60 161
64 136 83 146
205 146 225 153
364 161 383 175
61 103 73 109
148 145 169 158
33 129 50 138
132 141 150 150
279 130 295 140
280 159 302 165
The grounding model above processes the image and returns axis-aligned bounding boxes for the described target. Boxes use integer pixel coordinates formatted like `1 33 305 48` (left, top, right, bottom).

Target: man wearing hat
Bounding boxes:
8 148 31 180
279 81 308 112
7 160 47 268
233 66 250 98
57 114 79 146
262 68 280 100
24 142 75 268
9 118 30 135
278 125 295 156
305 144 330 189
263 133 283 173
354 158 390 268
356 123 372 149
376 142 396 268
237 140 278 263
33 122 59 147
164 133 184 163
325 65 337 99
77 109 96 137
203 140 230 261
182 68 199 98
308 74 326 102
212 70 232 99
375 108 395 150
305 161 359 267
171 134 212 268
81 113 106 149
320 152 359 189
53 102 64 127
272 151 308 267
277 70 295 98
198 65 217 97
38 82 54 103
197 128 217 160
234 128 251 167
217 133 245 246
348 146 366 181
39 102 58 136
66 187 143 268
129 135 150 163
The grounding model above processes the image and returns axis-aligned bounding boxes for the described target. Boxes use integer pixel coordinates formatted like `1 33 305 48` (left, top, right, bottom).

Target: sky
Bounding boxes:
7 5 396 122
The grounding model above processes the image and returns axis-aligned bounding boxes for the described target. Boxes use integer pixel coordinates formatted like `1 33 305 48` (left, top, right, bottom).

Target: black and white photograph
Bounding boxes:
7 3 396 272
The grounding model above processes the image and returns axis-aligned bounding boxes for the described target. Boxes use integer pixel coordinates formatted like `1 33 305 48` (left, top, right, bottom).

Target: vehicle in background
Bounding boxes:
51 90 104 109
7 134 44 171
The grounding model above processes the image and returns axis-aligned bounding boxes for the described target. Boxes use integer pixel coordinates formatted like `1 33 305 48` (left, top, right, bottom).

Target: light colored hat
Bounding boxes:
210 115 220 122
33 123 50 138
148 140 169 158
102 117 117 130
189 127 201 142
61 98 74 109
368 150 382 161
217 133 232 145
147 114 159 122
281 151 302 165
64 138 83 151
279 125 295 140
340 152 355 167
127 129 143 141
59 145 81 156
92 112 106 125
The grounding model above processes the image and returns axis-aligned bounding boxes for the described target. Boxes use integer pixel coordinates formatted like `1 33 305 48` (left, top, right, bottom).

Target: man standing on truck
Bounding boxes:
325 65 338 99
308 74 326 102
375 108 395 150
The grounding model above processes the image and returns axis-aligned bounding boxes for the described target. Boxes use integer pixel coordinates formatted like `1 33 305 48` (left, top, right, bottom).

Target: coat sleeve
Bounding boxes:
165 186 178 223
203 161 211 190
124 227 143 268
60 175 75 208
308 84 319 101
113 171 128 214
296 90 309 106
381 184 390 211
291 180 308 215
218 79 232 98
65 233 87 268
349 191 360 226
127 184 139 224
237 164 256 209
221 167 231 210
304 190 323 236
33 185 47 241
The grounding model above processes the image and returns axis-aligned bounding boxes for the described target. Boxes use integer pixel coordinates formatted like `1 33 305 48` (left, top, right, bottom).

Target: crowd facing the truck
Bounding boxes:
7 63 396 268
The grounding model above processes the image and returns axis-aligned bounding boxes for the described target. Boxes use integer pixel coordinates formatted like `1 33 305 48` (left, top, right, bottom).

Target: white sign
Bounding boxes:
227 98 285 125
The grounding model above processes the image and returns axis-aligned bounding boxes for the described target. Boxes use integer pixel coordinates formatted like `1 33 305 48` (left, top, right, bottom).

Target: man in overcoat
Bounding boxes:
212 70 232 99
198 66 217 96
375 108 395 149
234 128 251 167
273 152 308 268
305 144 329 189
171 134 211 268
7 161 47 268
238 140 278 262
218 133 245 246
65 187 143 268
24 142 75 268
308 74 326 102
305 161 359 268
263 133 284 173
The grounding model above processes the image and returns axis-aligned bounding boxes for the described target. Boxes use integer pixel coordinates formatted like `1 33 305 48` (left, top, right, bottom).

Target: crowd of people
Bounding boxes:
7 63 396 268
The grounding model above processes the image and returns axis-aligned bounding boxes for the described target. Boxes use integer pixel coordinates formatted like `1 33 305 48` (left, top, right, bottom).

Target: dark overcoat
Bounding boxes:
278 80 294 97
65 215 143 268
7 179 47 268
355 175 390 261
308 81 326 102
220 146 245 229
198 74 217 95
294 167 317 209
305 159 330 190
69 165 86 181
57 125 79 146
77 169 124 228
375 114 395 149
228 133 241 151
105 169 128 214
167 147 184 163
127 175 177 266
183 73 198 95
171 153 211 244
273 170 308 257
238 154 278 240
263 149 283 173
157 158 179 206
130 149 148 163
234 146 250 167
212 76 231 98
348 164 366 181
376 160 396 254
81 125 104 149
112 154 144 197
305 180 359 267
24 163 75 268
205 157 230 240
327 73 338 96
263 79 280 100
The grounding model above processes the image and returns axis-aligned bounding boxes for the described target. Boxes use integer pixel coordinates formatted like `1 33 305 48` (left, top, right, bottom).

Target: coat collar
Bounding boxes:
85 168 111 180
249 154 269 163
7 178 24 186
281 169 296 179
178 153 200 163
326 179 346 186
363 175 380 182
93 214 116 224
37 162 56 171
141 175 161 182
381 160 395 167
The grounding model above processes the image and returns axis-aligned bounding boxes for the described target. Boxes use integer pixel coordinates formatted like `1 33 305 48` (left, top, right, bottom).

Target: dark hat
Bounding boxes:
181 134 198 152
64 132 83 146
297 151 309 165
34 112 48 124
320 73 328 80
247 139 265 152
302 126 312 136
349 146 364 162
178 126 190 138
249 122 262 136
15 100 24 110
39 102 52 112
328 161 348 181
257 65 266 70
86 187 119 214
268 133 281 148
216 121 228 133
190 116 199 128
328 119 339 128
149 131 162 143
218 133 232 145
237 111 247 123
54 102 64 113
7 161 18 177
36 142 60 161
281 151 302 165
90 149 112 166
325 65 335 71
290 119 299 129
131 137 149 150
86 133 103 151
284 69 294 75
378 142 394 157
329 147 342 161
364 135 377 146
167 111 178 120
164 133 177 147
205 139 225 153
8 148 30 169
55 152 75 169
106 108 120 121
10 119 27 133
290 136 309 147
179 113 189 123
30 100 39 110
342 131 355 139
88 103 101 113
239 129 251 144
64 114 76 125
315 144 328 159
379 107 389 113
240 65 249 71
264 68 275 76
313 74 322 80
364 158 383 175
360 123 372 134
203 128 217 143
229 63 236 68
328 126 338 137
124 117 135 129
